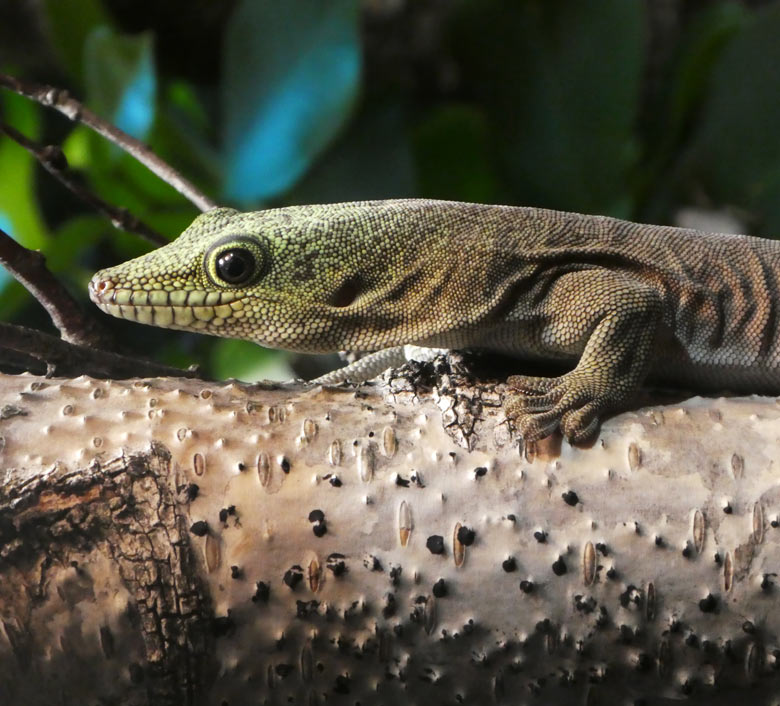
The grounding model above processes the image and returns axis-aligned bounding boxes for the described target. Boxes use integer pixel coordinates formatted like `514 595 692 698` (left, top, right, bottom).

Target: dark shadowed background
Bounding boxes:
1 0 779 380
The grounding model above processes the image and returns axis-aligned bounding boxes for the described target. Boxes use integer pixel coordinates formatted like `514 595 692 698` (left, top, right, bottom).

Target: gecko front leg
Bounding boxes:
311 346 449 385
504 269 663 443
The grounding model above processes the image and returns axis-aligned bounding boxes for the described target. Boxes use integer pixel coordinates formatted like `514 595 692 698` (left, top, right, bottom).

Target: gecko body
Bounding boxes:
89 199 780 442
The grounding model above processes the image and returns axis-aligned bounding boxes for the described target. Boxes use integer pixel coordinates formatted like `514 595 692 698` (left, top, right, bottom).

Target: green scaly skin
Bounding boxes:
90 199 780 443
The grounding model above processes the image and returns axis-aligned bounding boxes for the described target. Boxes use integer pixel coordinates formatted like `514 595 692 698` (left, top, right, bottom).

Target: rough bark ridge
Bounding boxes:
0 423 212 705
1 369 780 705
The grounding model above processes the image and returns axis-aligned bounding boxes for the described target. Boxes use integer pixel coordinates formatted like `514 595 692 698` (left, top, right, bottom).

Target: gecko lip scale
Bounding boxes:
89 273 250 331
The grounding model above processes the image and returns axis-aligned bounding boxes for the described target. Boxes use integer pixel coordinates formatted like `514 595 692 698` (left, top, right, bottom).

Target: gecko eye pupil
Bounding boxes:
216 248 255 285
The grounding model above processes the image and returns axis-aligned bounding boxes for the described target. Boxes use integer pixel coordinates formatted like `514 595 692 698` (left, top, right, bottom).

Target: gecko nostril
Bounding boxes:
89 278 115 300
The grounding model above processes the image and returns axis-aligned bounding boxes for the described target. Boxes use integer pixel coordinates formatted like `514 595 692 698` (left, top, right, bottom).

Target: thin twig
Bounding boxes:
0 122 167 247
0 322 203 380
0 73 218 213
0 226 113 348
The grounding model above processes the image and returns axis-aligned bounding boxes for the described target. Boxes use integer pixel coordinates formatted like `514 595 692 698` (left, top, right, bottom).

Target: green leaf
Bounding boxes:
664 2 748 146
83 27 156 140
452 0 644 216
682 3 780 234
41 0 108 80
210 339 292 382
47 214 108 273
0 91 47 317
0 92 47 251
222 0 360 204
152 83 223 197
413 105 500 203
636 2 748 220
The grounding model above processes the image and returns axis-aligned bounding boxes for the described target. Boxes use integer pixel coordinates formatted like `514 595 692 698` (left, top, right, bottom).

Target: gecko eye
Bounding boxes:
205 236 267 288
216 248 255 284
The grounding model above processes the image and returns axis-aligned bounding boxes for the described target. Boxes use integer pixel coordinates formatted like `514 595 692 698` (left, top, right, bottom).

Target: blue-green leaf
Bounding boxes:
222 0 360 204
83 27 156 140
0 212 14 291
287 102 414 204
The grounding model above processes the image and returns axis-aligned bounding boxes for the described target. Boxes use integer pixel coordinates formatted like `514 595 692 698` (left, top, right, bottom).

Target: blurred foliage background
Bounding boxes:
1 0 780 380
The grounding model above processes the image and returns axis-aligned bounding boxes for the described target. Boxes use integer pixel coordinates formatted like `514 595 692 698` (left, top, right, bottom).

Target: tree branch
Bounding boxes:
1 370 778 703
0 122 167 247
0 226 112 347
0 322 202 379
0 73 218 213
0 347 45 374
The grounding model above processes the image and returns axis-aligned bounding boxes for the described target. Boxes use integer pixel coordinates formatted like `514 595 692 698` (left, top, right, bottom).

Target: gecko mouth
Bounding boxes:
88 275 246 330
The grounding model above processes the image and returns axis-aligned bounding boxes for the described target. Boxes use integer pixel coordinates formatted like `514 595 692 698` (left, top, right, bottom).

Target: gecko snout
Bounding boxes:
88 276 115 304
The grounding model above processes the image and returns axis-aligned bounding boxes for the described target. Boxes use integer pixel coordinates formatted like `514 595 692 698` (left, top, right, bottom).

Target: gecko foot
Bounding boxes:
504 372 610 443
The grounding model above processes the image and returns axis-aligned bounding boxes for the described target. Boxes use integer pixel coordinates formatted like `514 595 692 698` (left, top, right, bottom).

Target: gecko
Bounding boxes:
88 199 780 443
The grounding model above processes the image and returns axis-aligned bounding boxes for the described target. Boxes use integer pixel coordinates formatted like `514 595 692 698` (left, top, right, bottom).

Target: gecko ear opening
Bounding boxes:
329 276 362 308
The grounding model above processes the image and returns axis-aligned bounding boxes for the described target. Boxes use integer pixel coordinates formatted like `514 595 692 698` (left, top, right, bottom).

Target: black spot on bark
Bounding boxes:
698 593 718 613
552 556 567 576
457 526 475 546
252 581 270 603
283 565 303 589
562 490 579 506
189 520 208 537
426 535 444 554
212 615 235 638
308 509 325 523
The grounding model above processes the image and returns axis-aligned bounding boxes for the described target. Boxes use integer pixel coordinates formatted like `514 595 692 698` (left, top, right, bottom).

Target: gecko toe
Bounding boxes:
560 403 601 443
506 388 564 412
507 374 558 395
513 408 562 441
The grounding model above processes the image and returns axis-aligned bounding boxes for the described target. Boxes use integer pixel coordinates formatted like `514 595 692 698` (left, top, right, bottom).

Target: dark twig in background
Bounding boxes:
0 226 111 348
0 122 167 247
0 322 202 380
0 347 45 375
0 73 218 213
0 72 217 379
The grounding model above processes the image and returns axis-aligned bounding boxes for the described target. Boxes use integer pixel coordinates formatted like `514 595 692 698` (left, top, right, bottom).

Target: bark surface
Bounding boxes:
0 368 779 705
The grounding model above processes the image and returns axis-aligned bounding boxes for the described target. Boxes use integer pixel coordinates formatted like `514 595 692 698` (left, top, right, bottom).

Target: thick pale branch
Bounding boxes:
0 369 778 705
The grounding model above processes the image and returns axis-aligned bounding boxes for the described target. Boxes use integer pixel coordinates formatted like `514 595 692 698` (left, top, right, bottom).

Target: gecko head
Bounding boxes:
90 202 432 353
